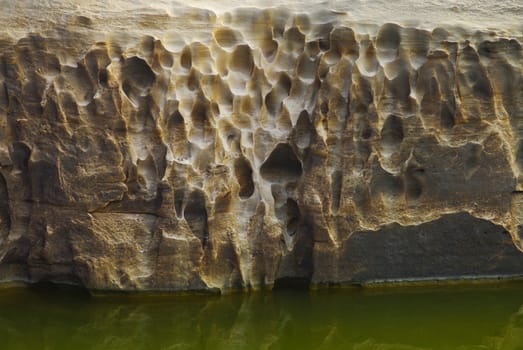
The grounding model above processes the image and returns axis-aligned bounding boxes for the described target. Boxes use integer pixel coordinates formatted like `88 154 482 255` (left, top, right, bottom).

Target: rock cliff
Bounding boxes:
1 4 523 292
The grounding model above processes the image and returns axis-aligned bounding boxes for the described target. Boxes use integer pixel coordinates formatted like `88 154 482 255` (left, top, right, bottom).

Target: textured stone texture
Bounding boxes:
1 6 523 292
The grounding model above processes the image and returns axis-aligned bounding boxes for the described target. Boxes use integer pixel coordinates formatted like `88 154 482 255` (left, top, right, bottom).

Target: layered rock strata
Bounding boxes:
1 6 523 292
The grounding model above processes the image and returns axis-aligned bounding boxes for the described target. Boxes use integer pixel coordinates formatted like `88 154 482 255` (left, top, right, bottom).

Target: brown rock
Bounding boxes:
0 6 523 292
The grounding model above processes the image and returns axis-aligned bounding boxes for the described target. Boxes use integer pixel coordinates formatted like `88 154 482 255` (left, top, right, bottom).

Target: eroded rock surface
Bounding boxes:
1 5 523 292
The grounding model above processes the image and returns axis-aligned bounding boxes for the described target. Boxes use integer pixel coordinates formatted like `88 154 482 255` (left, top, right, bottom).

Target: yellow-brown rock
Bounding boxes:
1 3 523 292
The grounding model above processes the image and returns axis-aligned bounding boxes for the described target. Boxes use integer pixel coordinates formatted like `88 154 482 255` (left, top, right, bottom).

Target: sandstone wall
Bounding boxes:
1 7 523 292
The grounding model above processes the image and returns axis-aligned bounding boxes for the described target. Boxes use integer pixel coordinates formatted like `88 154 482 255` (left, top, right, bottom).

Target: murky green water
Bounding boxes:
2 284 523 350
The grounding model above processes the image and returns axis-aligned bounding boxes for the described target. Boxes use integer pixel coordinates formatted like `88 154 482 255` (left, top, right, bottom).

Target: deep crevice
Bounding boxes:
260 143 303 182
184 189 209 247
234 156 255 199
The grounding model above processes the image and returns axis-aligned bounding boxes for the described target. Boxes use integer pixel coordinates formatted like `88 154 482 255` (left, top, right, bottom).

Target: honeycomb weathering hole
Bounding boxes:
183 189 209 245
380 115 404 154
260 143 303 182
234 156 255 199
121 56 156 90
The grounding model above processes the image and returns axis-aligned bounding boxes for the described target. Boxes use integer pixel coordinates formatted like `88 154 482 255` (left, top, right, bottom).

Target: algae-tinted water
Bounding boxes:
1 284 523 349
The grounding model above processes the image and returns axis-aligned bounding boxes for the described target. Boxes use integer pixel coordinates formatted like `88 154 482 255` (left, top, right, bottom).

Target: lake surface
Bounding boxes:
1 284 523 350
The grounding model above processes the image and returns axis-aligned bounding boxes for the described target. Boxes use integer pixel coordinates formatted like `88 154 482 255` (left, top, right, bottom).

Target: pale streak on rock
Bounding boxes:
0 5 523 293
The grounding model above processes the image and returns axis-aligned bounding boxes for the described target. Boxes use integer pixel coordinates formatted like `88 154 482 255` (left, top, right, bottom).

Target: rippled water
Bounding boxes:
2 284 523 349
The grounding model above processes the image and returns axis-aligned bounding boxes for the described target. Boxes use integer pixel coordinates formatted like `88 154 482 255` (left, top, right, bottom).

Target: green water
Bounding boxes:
2 284 523 350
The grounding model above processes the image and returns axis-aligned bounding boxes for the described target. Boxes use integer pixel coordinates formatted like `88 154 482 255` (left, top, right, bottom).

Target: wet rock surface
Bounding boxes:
1 6 523 292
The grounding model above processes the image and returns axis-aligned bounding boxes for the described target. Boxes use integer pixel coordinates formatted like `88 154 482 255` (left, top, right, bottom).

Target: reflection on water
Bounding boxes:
1 284 523 350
